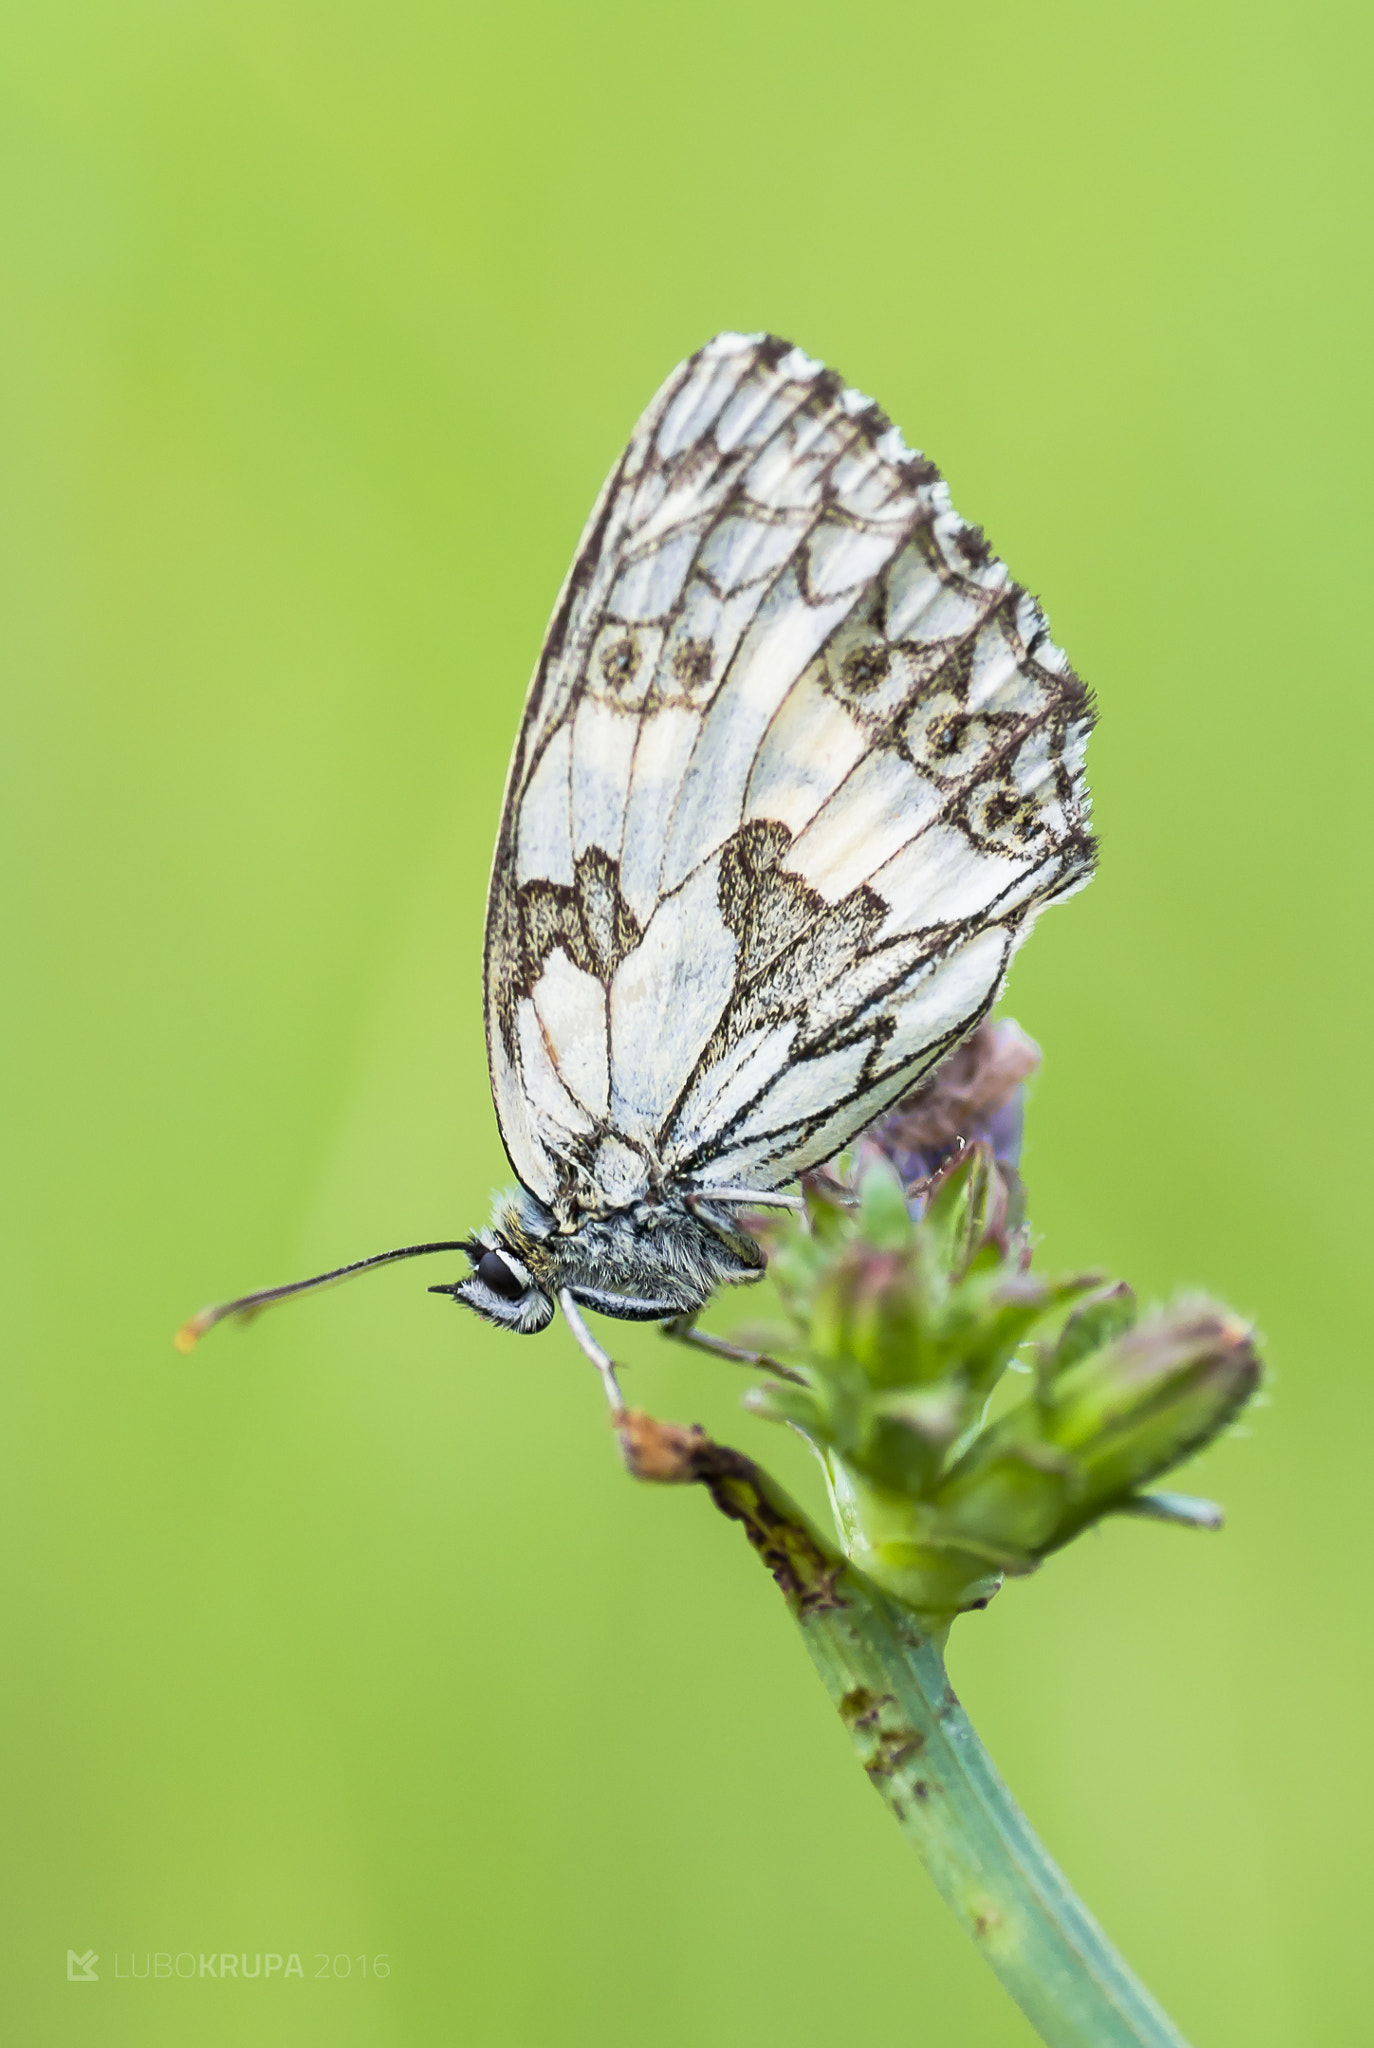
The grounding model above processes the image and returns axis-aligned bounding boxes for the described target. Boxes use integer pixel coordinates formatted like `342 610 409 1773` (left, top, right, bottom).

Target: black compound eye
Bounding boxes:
476 1249 524 1301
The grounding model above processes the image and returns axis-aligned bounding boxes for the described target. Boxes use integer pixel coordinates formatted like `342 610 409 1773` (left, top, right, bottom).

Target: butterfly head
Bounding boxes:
432 1222 556 1334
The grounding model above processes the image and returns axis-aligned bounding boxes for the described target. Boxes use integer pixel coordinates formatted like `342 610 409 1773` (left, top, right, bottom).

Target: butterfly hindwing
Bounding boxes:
484 334 1094 1214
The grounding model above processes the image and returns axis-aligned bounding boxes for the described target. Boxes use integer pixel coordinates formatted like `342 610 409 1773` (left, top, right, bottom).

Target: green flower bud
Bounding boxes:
1038 1305 1260 1547
937 1304 1259 1560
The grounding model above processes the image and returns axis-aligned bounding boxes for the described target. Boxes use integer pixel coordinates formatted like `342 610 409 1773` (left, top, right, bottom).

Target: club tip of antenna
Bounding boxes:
174 1311 212 1354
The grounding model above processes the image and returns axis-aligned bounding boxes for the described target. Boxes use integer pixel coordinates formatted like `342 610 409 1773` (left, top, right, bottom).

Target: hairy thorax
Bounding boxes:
495 1186 766 1320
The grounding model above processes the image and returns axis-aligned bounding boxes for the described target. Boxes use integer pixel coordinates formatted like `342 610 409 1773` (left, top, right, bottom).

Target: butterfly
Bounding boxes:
178 333 1095 1407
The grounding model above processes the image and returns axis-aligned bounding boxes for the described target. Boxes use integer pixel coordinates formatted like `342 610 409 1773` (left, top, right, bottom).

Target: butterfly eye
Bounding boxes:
476 1249 525 1300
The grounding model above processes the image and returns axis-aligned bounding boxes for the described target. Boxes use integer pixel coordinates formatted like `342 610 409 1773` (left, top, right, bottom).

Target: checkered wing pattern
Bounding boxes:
483 333 1095 1217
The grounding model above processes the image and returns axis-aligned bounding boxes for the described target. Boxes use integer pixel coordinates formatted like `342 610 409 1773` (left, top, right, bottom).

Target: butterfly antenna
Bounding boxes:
174 1240 477 1353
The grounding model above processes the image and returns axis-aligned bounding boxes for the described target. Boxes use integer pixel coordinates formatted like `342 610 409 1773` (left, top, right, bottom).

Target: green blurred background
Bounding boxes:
3 0 1370 2040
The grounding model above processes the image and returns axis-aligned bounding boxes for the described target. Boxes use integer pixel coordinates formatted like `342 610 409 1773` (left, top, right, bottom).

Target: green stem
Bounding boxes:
801 1572 1187 2047
618 1413 1190 2048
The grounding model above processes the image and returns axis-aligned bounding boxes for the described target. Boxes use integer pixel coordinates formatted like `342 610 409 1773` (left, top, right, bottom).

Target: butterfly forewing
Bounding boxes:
484 333 1094 1217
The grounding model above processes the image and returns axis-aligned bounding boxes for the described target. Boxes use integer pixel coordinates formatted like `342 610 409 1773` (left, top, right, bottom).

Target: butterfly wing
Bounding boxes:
484 333 1094 1213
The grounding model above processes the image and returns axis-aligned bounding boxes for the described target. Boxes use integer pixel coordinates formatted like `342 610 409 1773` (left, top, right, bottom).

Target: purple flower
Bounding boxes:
812 1021 1041 1247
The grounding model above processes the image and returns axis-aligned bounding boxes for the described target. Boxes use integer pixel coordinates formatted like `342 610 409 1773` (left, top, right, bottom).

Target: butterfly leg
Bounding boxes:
661 1312 806 1386
686 1185 857 1218
557 1290 626 1412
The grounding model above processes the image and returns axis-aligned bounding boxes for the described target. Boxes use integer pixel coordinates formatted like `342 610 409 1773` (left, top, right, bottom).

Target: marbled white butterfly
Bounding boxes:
179 334 1095 1405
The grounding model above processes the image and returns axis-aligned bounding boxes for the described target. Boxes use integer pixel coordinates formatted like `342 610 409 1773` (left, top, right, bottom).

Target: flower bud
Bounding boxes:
936 1304 1260 1558
1037 1306 1260 1547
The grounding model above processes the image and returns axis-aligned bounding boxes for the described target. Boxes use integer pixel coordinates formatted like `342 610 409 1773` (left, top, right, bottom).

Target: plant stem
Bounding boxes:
616 1411 1191 2048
